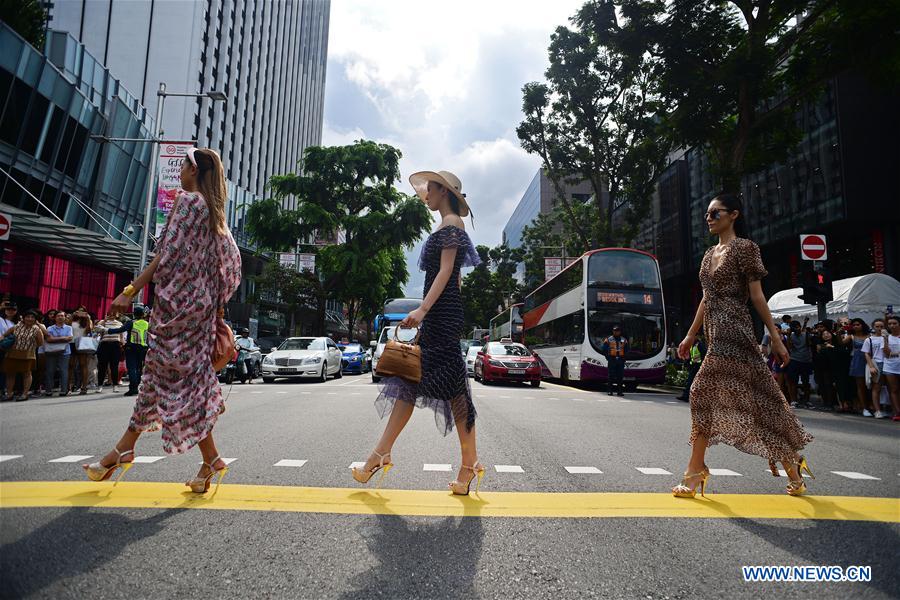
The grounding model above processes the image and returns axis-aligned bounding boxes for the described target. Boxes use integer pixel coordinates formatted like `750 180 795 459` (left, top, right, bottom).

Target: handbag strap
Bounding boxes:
392 327 421 345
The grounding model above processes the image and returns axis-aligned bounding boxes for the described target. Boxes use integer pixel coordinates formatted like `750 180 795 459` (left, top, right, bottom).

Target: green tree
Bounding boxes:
252 262 322 335
519 205 588 291
246 141 432 338
615 0 900 191
461 244 525 333
1 0 47 50
518 1 671 250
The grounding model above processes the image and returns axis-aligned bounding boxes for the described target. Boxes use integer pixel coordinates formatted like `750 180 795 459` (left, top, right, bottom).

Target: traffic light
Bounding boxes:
799 267 833 304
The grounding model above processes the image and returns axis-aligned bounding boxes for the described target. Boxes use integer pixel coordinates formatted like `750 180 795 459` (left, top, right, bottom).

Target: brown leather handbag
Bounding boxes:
211 309 236 372
375 328 422 383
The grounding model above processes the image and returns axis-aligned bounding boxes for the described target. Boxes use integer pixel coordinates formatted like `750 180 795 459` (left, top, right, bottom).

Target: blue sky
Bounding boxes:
322 0 584 296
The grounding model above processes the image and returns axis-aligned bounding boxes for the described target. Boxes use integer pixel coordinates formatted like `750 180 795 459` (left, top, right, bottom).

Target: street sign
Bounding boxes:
800 234 827 261
297 253 316 273
155 143 193 236
0 211 10 240
278 253 297 269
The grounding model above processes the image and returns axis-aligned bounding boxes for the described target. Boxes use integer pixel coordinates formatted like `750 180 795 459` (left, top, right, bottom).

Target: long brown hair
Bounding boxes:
192 148 227 235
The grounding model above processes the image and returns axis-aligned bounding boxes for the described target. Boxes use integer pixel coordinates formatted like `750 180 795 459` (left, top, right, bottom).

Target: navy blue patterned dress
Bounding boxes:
375 225 482 435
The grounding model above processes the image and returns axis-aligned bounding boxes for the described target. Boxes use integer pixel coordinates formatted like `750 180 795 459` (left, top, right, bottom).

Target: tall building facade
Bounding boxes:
48 0 330 247
631 72 900 339
1 1 330 334
502 169 593 281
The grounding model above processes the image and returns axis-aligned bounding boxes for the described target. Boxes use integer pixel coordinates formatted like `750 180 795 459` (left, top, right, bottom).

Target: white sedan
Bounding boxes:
261 337 344 383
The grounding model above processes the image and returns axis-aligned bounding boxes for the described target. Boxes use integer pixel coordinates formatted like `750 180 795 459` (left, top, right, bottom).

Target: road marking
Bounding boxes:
423 464 452 472
494 465 525 473
274 459 308 468
276 392 288 394
523 397 534 400
499 396 511 399
301 391 311 395
565 466 602 474
596 398 608 402
572 398 584 402
666 401 678 404
327 392 337 395
2 482 896 522
547 397 559 400
132 456 165 464
707 469 742 476
48 455 93 463
636 467 672 475
619 399 632 403
348 462 366 469
0 455 23 463
250 391 264 394
831 471 881 480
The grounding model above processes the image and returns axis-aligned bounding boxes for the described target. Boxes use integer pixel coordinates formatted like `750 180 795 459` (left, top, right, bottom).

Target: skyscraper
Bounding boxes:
48 0 330 214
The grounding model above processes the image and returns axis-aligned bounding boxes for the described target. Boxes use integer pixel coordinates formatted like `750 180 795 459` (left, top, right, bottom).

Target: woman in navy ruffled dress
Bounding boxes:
352 170 485 495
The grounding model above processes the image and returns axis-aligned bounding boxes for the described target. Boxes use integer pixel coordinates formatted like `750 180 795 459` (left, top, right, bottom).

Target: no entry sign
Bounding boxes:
0 211 10 241
800 234 827 261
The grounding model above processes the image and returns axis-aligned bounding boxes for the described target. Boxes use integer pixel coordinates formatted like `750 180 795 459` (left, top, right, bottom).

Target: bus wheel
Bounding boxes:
560 360 569 385
531 380 540 388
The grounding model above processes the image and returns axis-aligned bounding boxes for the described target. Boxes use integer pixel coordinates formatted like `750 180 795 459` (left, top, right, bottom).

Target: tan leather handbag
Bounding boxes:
375 328 422 383
211 309 236 372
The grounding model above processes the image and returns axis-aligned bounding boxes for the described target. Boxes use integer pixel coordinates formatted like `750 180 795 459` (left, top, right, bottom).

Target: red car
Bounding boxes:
474 341 541 387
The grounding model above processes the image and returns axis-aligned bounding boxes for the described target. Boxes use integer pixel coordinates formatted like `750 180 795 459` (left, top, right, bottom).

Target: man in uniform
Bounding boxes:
601 325 629 397
106 306 149 396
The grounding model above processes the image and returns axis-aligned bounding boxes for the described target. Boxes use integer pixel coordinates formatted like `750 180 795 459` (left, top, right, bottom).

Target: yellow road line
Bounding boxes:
1 481 897 522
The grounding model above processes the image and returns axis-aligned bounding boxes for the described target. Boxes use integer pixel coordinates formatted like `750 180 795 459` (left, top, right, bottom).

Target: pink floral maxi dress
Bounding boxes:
129 192 242 454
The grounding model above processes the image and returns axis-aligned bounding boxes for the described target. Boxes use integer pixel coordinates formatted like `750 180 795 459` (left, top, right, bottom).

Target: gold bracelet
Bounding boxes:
122 284 137 298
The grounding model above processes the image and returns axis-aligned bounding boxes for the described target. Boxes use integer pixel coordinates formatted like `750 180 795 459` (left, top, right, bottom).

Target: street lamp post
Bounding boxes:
92 84 227 293
138 83 228 275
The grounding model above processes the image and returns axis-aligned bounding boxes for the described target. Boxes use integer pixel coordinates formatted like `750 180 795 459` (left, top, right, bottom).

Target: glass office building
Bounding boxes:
0 23 154 314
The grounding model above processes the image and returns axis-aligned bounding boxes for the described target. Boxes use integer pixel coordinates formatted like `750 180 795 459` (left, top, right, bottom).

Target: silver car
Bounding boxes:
261 337 344 383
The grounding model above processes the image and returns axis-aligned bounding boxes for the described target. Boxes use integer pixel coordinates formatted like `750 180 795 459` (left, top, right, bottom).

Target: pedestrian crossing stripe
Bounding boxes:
0 455 892 481
0 482 896 523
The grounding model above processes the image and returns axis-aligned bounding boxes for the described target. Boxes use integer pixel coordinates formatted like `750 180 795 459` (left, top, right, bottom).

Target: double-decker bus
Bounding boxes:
489 303 524 343
522 248 666 386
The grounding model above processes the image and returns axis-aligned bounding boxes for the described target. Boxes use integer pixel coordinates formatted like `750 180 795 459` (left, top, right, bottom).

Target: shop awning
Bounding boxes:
0 202 142 273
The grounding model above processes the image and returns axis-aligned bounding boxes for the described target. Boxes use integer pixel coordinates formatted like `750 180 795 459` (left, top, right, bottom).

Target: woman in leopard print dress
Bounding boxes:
673 193 814 498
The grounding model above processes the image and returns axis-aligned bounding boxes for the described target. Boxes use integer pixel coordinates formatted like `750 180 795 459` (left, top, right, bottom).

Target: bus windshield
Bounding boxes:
587 251 664 359
588 250 659 289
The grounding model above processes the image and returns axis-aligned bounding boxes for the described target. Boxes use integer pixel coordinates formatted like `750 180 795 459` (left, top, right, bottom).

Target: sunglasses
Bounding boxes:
705 208 734 221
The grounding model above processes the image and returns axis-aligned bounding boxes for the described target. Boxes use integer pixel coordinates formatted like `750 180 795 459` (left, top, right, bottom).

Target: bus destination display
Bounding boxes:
595 290 658 306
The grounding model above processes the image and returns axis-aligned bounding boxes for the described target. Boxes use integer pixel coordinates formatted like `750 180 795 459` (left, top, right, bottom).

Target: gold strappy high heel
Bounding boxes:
82 448 134 485
351 450 393 487
187 456 229 494
786 455 814 496
449 461 485 496
672 467 710 498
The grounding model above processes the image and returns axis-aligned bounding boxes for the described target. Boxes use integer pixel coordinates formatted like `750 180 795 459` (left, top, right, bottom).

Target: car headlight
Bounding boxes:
488 360 503 367
263 356 274 365
302 356 323 364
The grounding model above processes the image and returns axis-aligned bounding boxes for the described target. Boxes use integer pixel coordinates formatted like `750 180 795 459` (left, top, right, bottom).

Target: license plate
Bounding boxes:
508 369 526 375
279 368 298 373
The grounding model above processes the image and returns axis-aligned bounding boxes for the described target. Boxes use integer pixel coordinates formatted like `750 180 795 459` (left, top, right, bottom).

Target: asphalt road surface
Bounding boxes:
1 374 898 599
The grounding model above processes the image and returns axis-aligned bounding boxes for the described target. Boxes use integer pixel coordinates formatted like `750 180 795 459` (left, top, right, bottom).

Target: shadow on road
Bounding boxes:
0 506 185 599
341 498 486 599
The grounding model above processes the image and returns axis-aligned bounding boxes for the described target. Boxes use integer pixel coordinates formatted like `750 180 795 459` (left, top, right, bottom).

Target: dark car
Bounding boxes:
474 340 541 387
257 336 286 355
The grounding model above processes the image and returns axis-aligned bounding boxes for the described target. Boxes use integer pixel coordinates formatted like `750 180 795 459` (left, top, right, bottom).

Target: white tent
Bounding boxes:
768 273 900 324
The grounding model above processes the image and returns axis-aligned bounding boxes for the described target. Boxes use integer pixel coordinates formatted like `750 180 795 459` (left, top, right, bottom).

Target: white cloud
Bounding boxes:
323 0 584 296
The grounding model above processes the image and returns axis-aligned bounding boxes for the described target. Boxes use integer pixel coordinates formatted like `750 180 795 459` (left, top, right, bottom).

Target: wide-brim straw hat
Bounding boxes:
409 170 469 217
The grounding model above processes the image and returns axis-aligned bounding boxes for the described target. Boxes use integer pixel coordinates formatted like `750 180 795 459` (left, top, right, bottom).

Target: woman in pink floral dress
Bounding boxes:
83 148 241 493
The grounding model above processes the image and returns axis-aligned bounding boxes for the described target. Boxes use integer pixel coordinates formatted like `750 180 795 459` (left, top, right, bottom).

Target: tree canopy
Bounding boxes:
246 141 432 339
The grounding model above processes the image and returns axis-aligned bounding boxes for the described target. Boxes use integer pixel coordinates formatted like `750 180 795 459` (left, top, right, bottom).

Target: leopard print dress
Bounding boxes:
689 237 813 462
